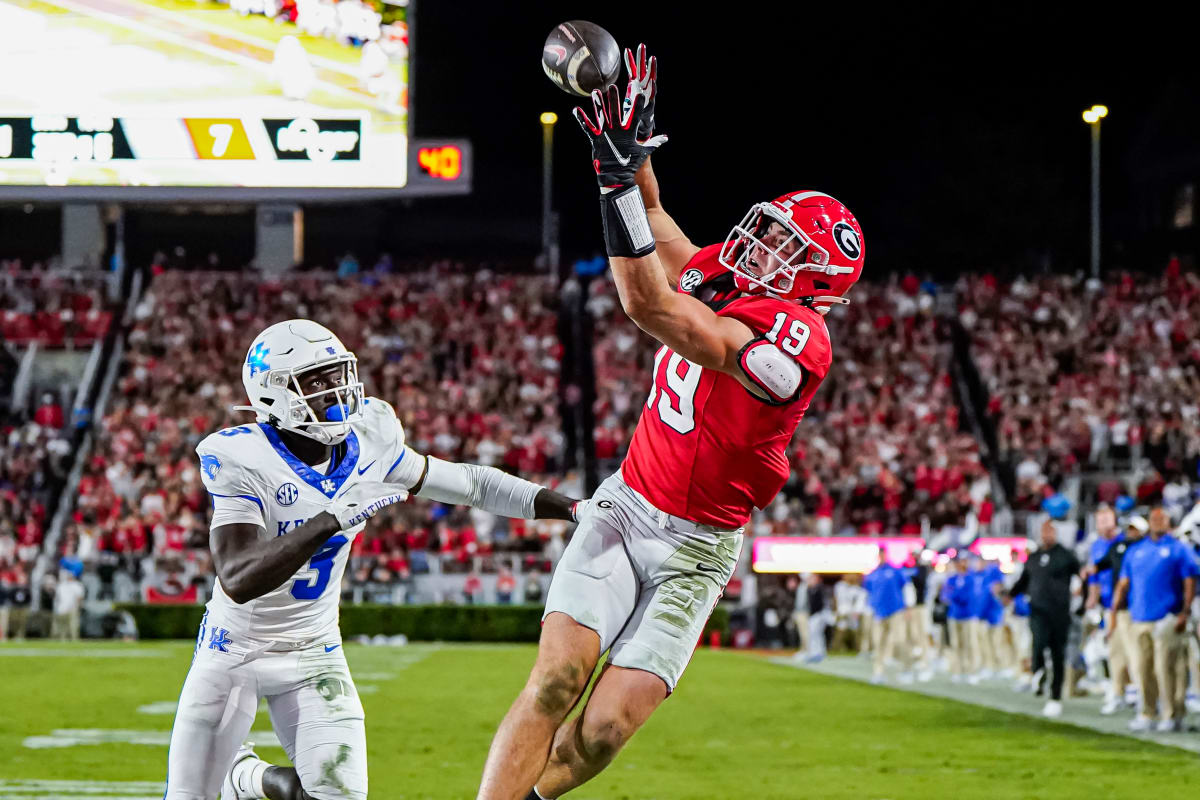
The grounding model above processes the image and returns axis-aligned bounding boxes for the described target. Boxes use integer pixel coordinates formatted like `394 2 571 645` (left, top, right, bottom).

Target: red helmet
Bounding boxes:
718 190 864 311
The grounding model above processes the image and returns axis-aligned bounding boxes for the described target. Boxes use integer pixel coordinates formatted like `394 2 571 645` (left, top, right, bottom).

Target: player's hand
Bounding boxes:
574 83 666 193
329 481 407 530
622 43 658 140
1175 612 1189 634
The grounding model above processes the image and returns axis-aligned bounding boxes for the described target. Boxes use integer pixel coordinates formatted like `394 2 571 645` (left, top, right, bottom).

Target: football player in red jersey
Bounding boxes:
476 45 865 800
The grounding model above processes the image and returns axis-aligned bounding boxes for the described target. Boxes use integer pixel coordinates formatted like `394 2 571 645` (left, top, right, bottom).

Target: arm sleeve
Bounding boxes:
414 456 541 519
384 445 427 489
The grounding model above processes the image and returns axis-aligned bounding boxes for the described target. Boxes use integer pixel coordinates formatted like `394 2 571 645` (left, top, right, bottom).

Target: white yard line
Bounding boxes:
0 648 169 658
0 780 164 799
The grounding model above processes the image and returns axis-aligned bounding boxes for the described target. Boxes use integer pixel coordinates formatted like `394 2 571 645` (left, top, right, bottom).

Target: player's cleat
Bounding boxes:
897 672 915 685
950 674 964 684
1099 696 1124 716
1128 715 1154 732
917 669 934 683
869 673 886 685
1041 700 1063 719
222 742 267 800
1156 718 1183 733
1011 674 1031 692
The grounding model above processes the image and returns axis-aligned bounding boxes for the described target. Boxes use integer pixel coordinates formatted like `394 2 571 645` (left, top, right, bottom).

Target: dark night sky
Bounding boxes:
389 4 1191 278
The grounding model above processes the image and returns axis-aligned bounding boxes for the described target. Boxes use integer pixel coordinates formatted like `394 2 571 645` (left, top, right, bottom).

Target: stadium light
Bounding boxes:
541 112 559 274
1083 104 1107 279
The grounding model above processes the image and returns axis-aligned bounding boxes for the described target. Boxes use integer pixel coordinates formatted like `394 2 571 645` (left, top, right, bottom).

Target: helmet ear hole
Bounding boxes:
814 280 831 290
259 397 275 406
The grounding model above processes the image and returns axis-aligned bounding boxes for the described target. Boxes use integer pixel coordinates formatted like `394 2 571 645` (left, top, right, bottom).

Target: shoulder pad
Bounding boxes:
722 297 833 374
355 397 406 449
737 340 806 405
195 429 264 495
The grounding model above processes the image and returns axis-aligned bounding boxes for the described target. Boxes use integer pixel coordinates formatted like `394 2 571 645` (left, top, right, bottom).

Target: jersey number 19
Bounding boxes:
646 347 702 435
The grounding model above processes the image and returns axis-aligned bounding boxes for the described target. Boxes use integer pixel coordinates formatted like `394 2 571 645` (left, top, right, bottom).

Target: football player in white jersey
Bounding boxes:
164 320 584 800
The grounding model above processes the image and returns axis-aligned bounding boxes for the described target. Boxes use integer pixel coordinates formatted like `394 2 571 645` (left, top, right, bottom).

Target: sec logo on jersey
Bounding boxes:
276 483 300 506
679 268 705 293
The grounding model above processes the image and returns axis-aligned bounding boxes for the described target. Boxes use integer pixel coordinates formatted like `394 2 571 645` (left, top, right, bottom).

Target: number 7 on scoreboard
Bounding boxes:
183 118 255 160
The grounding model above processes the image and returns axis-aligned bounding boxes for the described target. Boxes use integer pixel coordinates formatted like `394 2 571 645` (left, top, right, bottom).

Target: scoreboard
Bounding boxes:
0 114 470 200
0 0 470 200
0 115 363 165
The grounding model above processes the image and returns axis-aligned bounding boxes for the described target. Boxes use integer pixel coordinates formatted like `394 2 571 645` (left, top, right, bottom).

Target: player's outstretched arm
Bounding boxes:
637 158 700 287
385 449 584 522
619 45 699 286
211 481 405 603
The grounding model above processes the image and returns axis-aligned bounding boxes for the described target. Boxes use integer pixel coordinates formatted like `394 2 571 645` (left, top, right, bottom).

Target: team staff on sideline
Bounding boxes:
942 559 974 683
863 551 914 684
1110 506 1198 732
1008 518 1081 718
1092 513 1143 715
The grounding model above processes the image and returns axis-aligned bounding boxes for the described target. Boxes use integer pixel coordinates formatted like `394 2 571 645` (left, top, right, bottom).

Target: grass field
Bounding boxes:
3 641 1200 799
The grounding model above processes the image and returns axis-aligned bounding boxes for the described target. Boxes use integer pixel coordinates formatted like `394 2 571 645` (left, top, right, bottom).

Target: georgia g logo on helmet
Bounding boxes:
717 190 864 312
832 222 861 260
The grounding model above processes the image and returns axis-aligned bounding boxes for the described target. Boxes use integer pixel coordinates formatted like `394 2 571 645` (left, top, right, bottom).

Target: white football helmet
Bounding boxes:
234 319 365 445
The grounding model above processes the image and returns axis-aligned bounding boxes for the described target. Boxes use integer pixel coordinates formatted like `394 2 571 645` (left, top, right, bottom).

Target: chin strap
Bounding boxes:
798 295 850 315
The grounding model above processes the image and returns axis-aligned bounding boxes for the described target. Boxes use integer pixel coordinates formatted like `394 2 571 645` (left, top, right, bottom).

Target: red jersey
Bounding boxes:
621 244 833 529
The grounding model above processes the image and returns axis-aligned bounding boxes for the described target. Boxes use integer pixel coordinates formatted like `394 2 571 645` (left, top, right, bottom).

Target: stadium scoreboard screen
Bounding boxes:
0 0 469 199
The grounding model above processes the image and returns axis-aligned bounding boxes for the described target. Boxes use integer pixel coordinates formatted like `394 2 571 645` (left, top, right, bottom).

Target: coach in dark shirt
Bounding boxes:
1009 519 1081 717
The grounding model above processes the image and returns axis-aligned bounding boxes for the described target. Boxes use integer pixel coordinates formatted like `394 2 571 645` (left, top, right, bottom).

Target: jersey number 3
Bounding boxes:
646 347 702 434
291 535 349 600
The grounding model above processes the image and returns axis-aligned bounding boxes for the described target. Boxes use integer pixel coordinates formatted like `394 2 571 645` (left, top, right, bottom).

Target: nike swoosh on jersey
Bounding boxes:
325 644 341 653
603 133 631 166
356 460 376 476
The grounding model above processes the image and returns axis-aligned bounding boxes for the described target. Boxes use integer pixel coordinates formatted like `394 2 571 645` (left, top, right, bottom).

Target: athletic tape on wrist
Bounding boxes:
601 186 656 258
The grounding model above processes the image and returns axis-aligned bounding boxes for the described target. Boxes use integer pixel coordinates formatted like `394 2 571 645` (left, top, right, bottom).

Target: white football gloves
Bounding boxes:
329 481 407 530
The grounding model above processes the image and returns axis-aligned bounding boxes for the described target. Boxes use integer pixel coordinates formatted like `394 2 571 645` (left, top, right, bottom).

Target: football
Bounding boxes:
541 20 621 97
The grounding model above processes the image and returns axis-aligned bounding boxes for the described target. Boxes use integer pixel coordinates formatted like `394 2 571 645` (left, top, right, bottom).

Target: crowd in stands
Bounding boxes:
61 266 572 603
0 263 113 347
0 265 95 635
34 262 1004 610
28 257 1200 617
962 266 1200 513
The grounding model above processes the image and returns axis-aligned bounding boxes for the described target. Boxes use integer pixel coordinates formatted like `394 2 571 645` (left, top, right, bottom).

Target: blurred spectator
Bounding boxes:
33 394 64 429
51 568 84 641
523 567 544 605
4 563 30 639
496 565 516 604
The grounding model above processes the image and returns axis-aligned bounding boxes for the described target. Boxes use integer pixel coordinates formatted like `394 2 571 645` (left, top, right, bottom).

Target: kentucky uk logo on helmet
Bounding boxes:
233 319 366 446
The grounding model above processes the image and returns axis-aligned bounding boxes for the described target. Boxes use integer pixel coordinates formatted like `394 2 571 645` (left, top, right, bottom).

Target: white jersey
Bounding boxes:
196 397 408 643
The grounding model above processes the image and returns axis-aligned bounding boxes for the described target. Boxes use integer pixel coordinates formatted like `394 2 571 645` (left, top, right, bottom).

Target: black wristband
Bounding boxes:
600 185 656 258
